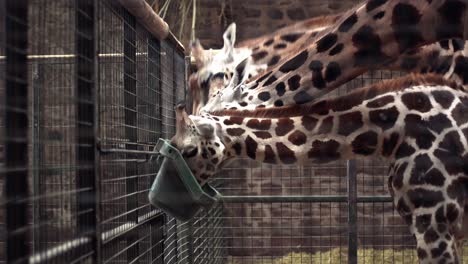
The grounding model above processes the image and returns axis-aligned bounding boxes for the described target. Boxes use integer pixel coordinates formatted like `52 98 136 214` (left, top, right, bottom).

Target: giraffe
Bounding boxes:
197 0 468 114
188 16 341 114
190 19 468 116
171 73 468 263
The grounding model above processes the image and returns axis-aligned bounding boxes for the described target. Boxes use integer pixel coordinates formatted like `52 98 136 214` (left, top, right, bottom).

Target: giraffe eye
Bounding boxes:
183 146 198 158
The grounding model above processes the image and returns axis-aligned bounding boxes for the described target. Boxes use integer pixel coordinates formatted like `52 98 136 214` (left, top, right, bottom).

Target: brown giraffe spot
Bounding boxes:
367 95 394 108
382 133 399 157
279 50 308 73
302 116 318 131
258 92 271 102
405 114 435 149
264 75 278 86
264 145 276 164
373 11 385 19
431 242 448 258
436 0 466 39
287 75 301 91
352 131 378 156
317 116 334 134
246 119 271 130
432 90 454 108
229 116 244 125
208 147 216 155
338 12 357 32
276 142 297 164
252 50 268 61
401 92 432 112
352 25 390 67
452 99 468 126
309 100 329 115
264 38 274 46
268 55 281 67
324 62 341 82
392 162 407 190
274 43 287 50
454 56 468 84
338 112 363 136
275 118 294 136
274 100 284 107
434 131 468 175
423 228 439 244
453 38 465 52
417 248 428 260
391 3 424 52
232 142 242 155
309 60 326 89
409 154 443 186
227 128 246 136
288 130 307 146
307 140 340 163
245 136 258 160
366 0 388 12
446 203 460 223
275 82 286 96
316 33 338 53
427 114 452 133
253 131 272 139
407 188 444 208
447 178 465 205
395 142 415 159
415 214 432 233
280 33 304 43
369 106 399 130
211 158 219 164
329 43 344 56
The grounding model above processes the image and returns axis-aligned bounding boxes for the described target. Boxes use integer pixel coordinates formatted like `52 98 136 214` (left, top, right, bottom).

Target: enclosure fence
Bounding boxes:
1 0 187 263
4 1 468 264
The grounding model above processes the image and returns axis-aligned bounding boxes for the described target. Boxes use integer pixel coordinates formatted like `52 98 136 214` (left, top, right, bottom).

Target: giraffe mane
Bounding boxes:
236 13 343 48
211 73 462 118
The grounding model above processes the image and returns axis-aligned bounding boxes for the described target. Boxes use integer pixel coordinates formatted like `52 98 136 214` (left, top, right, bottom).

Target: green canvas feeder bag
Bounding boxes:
148 139 222 221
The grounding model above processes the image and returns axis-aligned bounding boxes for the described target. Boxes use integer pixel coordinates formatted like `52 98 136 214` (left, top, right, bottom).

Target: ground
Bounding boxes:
227 246 468 264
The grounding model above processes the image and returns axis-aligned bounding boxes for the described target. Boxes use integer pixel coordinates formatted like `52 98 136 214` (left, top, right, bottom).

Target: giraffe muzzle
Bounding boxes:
148 139 221 221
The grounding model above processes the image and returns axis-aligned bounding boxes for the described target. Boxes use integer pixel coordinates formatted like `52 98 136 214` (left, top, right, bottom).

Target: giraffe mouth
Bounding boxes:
148 139 221 221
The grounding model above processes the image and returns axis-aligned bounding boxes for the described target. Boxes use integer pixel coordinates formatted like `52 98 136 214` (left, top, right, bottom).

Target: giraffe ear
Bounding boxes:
222 23 237 62
191 116 215 138
190 39 207 68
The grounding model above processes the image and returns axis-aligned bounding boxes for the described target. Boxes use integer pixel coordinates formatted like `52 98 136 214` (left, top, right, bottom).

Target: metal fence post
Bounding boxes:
4 0 30 262
123 10 140 263
75 0 100 261
347 159 358 264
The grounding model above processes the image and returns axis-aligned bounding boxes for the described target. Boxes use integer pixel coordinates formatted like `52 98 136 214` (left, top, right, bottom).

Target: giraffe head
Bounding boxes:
170 104 227 183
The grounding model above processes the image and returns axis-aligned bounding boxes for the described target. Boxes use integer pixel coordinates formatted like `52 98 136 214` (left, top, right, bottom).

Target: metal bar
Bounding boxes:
347 160 358 264
4 0 30 263
219 195 392 203
124 11 140 263
98 147 158 156
75 0 100 262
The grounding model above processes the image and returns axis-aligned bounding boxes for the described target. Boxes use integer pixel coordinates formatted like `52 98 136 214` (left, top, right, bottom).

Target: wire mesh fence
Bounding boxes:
3 1 468 264
1 0 187 263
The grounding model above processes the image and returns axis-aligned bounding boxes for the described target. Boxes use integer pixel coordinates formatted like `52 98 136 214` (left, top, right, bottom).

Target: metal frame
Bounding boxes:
3 0 30 263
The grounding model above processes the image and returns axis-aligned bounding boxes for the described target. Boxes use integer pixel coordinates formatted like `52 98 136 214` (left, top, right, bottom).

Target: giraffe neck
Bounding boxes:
204 0 468 112
209 74 464 166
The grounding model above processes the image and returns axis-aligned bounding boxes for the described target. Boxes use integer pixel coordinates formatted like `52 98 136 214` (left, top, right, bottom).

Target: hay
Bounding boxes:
227 247 468 264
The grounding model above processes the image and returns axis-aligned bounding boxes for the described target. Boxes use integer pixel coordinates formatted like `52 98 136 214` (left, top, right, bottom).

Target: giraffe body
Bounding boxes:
172 74 468 263
174 0 468 262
